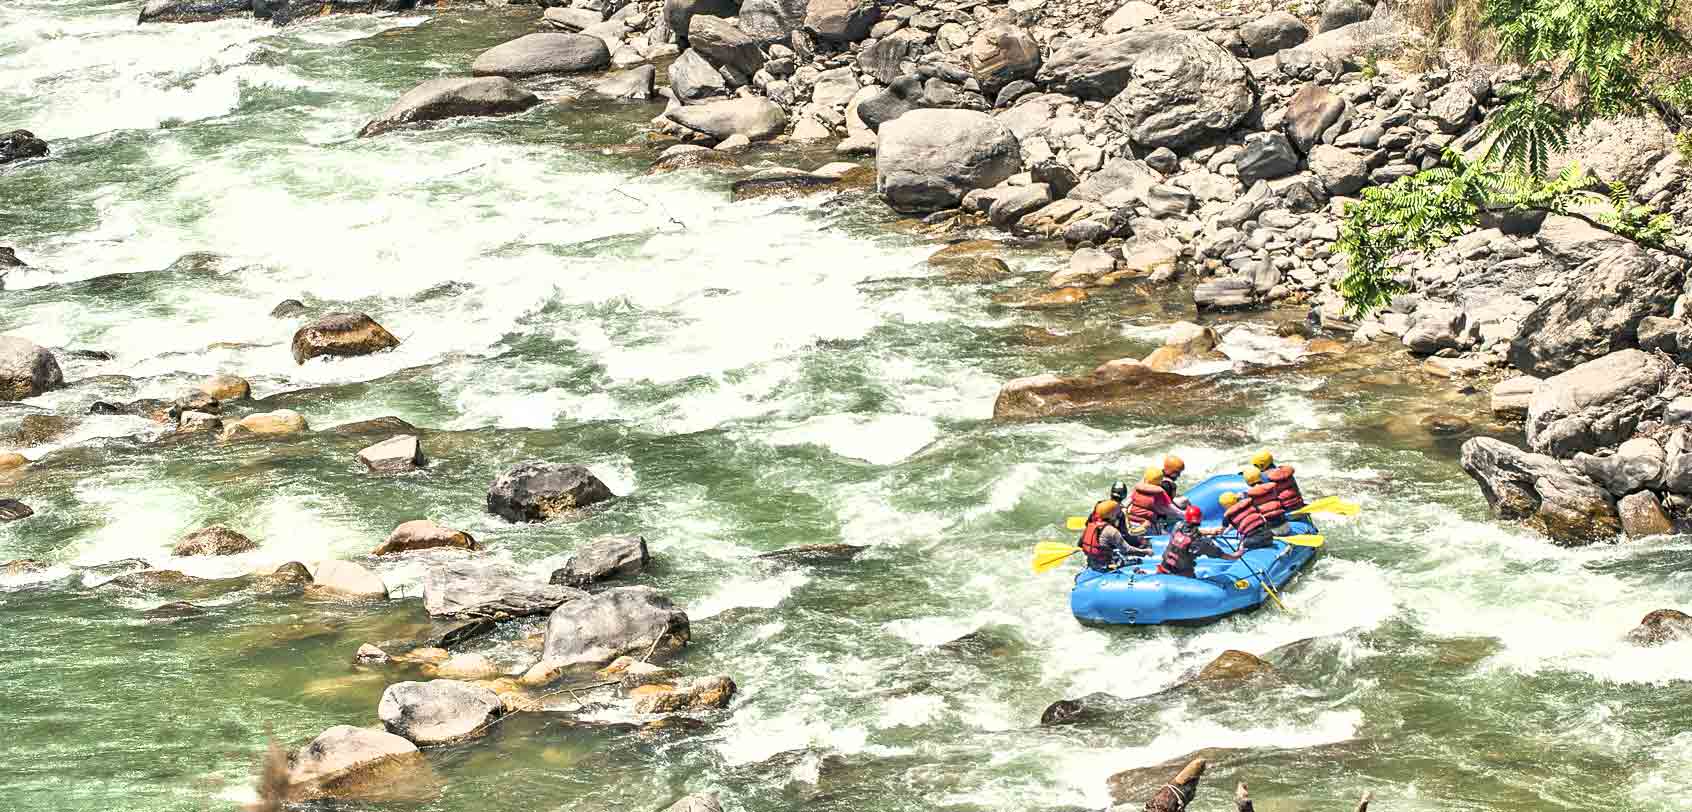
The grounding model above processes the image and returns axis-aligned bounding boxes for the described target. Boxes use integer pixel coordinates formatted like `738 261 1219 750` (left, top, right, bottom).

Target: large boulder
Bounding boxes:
1626 608 1692 646
221 409 309 441
592 65 658 101
422 561 586 618
0 336 65 401
550 534 650 587
291 312 400 364
664 0 738 46
487 461 615 522
993 365 1190 421
0 130 49 165
805 0 879 43
1318 0 1374 32
1507 245 1683 376
1534 214 1633 267
172 526 257 556
666 97 788 141
1283 82 1344 153
357 435 424 473
373 520 480 556
1552 116 1680 189
1240 11 1309 56
968 23 1041 95
1459 437 1620 544
306 560 389 599
689 15 766 78
855 75 923 131
668 49 730 103
739 0 808 41
1574 437 1665 495
358 77 540 138
1235 132 1299 184
378 680 502 745
1038 30 1171 101
1617 491 1674 538
288 725 424 799
876 109 1021 213
470 33 610 78
1100 32 1252 150
1524 349 1668 457
539 586 690 671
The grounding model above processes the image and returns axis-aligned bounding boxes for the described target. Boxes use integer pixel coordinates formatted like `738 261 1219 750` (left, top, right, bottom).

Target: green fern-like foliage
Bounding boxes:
1484 0 1689 120
1599 182 1677 246
1482 95 1570 178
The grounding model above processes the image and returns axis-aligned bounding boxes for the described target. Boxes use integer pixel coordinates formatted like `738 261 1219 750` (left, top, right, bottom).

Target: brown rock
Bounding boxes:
756 543 867 563
327 416 418 436
1195 649 1271 681
198 374 251 401
0 452 26 471
632 675 737 713
1626 608 1692 646
287 725 428 801
2 558 49 576
1304 337 1346 356
172 525 258 556
1011 287 1089 308
1418 413 1472 436
373 520 481 556
649 146 738 174
254 561 314 594
221 409 308 441
1618 491 1674 538
0 498 35 523
6 413 73 446
291 312 400 365
1141 346 1189 373
993 365 1191 421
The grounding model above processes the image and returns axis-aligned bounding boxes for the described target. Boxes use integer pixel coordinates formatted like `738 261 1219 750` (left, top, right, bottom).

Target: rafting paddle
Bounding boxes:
1279 534 1325 548
1221 538 1291 613
1292 496 1360 517
1066 516 1086 531
1032 541 1081 573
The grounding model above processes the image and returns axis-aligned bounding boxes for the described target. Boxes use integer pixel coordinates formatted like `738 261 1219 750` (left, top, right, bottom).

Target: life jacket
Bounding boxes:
1246 483 1286 523
1127 482 1168 526
1160 475 1179 500
1223 498 1267 538
1157 524 1201 577
1266 465 1304 511
1078 518 1115 570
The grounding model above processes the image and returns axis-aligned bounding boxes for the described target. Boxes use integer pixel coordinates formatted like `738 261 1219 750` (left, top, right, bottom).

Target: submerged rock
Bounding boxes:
662 793 724 812
142 601 207 620
373 520 480 556
1194 649 1272 681
288 725 425 800
993 364 1193 421
756 543 867 563
423 561 585 619
649 145 739 173
357 434 425 473
1626 608 1692 646
358 77 540 138
486 461 615 522
172 525 258 556
0 336 65 401
632 674 736 712
550 534 649 587
222 409 309 441
0 130 49 164
327 415 418 437
379 680 502 744
270 299 307 318
1459 436 1620 544
0 498 35 523
537 586 690 672
291 312 400 364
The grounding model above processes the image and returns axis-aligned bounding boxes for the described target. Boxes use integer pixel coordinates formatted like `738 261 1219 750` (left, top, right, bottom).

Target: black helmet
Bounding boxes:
1109 481 1128 501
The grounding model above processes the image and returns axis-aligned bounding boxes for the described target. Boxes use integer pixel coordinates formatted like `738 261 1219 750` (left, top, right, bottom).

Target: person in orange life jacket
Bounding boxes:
1125 465 1185 535
1216 491 1275 550
1249 450 1306 513
1160 455 1190 510
1155 504 1246 578
1078 500 1149 571
1240 465 1293 535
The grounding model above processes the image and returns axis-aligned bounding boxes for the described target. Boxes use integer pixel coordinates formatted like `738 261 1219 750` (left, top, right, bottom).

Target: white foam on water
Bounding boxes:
874 693 946 729
711 703 878 767
689 569 811 620
764 413 939 466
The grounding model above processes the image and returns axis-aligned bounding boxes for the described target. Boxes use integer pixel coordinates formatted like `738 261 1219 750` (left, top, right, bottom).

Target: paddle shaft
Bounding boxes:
1221 537 1289 612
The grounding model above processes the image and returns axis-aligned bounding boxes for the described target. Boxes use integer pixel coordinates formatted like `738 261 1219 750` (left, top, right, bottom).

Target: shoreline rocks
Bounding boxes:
471 33 611 78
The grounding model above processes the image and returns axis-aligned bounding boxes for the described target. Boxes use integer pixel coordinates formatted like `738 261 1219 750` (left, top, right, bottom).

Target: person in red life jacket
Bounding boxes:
1125 465 1185 536
1156 504 1246 578
1240 465 1293 535
1160 455 1189 509
1216 491 1275 550
1078 500 1148 571
1250 450 1306 513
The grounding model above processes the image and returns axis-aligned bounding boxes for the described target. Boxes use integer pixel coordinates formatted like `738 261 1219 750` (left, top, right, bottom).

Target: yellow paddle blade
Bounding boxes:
1032 541 1080 573
1292 496 1361 517
1066 516 1086 530
1261 581 1290 612
1280 534 1325 548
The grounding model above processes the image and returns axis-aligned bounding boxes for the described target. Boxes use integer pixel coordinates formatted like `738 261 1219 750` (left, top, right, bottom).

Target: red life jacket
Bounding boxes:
1266 465 1304 511
1157 526 1200 577
1224 499 1267 537
1127 482 1168 525
1078 518 1114 570
1246 483 1286 523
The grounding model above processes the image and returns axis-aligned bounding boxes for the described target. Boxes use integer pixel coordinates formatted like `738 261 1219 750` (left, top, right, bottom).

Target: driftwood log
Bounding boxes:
1139 759 1373 812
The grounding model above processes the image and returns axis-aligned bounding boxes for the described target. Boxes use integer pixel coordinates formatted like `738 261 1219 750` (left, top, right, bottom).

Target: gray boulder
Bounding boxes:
858 29 927 85
805 0 879 43
876 109 1021 213
1574 437 1665 496
540 586 691 670
669 49 730 103
664 0 738 46
1318 0 1374 33
988 183 1052 228
689 15 765 78
378 680 502 745
1401 304 1467 354
1525 349 1667 457
486 461 615 522
172 526 257 556
1507 245 1685 376
1459 436 1620 545
856 74 922 130
592 65 658 100
0 336 65 401
1100 31 1252 150
1307 144 1368 195
357 434 424 474
1534 214 1634 267
663 793 724 812
1067 157 1159 203
666 96 788 140
1428 85 1476 133
470 33 611 78
423 560 586 618
1283 82 1344 153
1618 491 1674 538
1240 11 1309 56
739 0 808 41
288 725 423 799
550 534 650 587
1038 30 1171 101
1490 375 1541 420
1235 132 1299 184
968 22 1040 95
358 77 539 138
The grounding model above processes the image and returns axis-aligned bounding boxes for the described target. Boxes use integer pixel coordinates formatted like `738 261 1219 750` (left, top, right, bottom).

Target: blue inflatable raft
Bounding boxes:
1070 472 1320 626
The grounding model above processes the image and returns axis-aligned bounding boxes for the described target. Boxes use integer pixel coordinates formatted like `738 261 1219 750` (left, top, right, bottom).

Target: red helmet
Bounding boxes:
1184 505 1203 523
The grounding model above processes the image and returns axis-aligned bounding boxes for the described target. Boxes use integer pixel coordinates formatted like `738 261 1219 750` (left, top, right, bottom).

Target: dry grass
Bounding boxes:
1383 0 1497 64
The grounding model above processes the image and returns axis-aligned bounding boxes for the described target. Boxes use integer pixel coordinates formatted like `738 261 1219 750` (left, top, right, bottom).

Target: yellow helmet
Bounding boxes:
1143 466 1163 484
1240 465 1262 485
1250 450 1274 469
1220 492 1240 507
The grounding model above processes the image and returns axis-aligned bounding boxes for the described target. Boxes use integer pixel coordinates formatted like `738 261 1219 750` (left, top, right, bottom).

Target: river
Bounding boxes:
4 3 1692 811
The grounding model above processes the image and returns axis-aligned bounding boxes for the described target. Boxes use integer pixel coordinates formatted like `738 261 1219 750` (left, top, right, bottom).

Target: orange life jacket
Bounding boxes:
1126 482 1168 525
1078 518 1115 570
1266 465 1304 511
1224 498 1267 538
1246 483 1286 523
